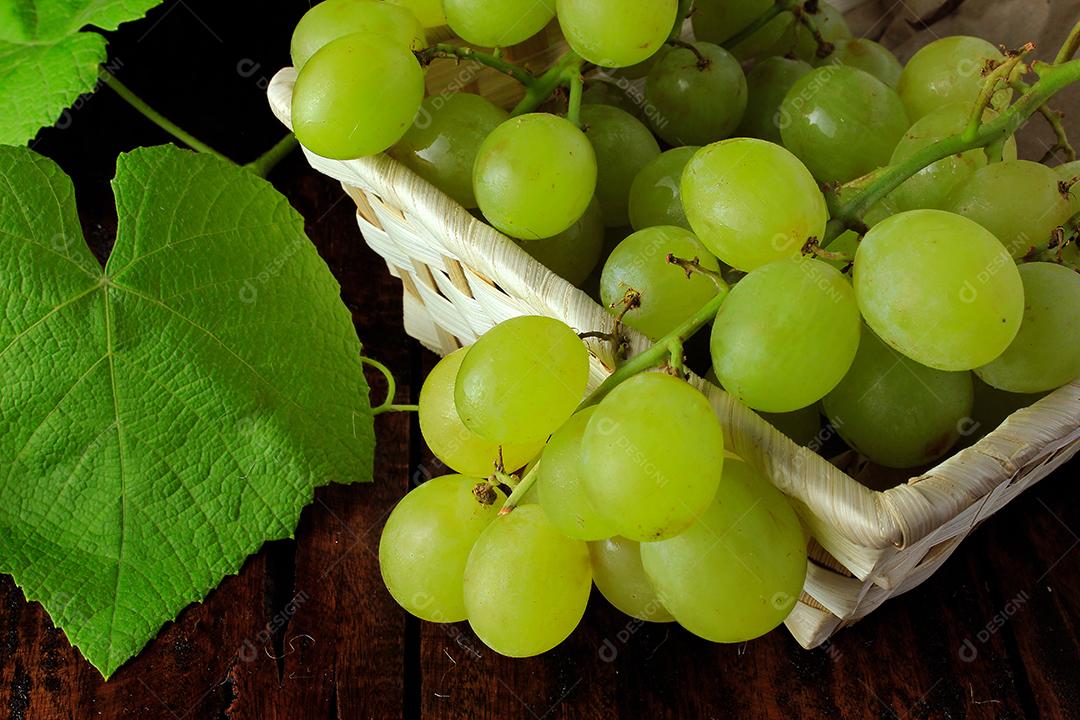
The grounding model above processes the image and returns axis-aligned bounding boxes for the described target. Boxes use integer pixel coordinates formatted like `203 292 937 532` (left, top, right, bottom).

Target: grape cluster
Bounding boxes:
287 0 1080 656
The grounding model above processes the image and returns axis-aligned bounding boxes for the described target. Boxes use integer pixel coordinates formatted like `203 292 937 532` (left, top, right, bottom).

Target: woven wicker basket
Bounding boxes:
267 12 1080 649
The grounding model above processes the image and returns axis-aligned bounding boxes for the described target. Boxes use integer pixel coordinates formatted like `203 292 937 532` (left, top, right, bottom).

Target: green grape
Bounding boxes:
759 405 822 447
682 138 828 271
600 226 724 341
644 42 747 146
628 146 698 232
444 0 554 47
943 160 1073 258
419 348 544 477
693 0 850 63
589 537 673 622
292 33 425 159
464 505 591 656
819 38 902 88
474 113 597 240
515 199 604 286
581 105 661 227
898 36 1010 122
889 103 1018 212
736 56 812 145
537 408 617 541
556 0 677 68
780 66 909 184
455 315 589 444
582 81 644 118
711 258 862 413
823 328 973 468
640 458 807 643
854 209 1024 371
390 93 508 208
580 372 725 541
975 262 1080 393
379 475 500 622
290 0 427 69
384 0 445 27
1056 160 1080 216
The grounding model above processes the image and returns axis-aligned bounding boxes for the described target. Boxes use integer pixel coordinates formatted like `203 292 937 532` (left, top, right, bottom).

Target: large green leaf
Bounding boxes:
0 144 375 678
0 0 164 144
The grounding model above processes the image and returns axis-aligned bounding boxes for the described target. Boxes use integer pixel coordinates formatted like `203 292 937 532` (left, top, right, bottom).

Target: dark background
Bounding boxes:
3 1 1080 718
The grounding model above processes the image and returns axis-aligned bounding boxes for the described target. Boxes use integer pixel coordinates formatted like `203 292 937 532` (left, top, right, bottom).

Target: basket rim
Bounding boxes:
268 66 1080 553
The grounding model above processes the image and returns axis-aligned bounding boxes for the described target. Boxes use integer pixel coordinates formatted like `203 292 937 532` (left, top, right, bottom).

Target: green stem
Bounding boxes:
419 44 536 86
499 460 540 514
793 2 835 59
99 70 229 162
567 71 584 127
962 45 1032 143
827 57 1080 241
581 291 728 408
1056 19 1080 64
361 357 417 416
245 133 298 178
667 339 685 376
512 50 584 116
722 0 790 51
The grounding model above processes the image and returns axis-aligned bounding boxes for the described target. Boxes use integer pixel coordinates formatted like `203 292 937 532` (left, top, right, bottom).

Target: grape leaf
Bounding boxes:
0 0 165 144
0 144 375 678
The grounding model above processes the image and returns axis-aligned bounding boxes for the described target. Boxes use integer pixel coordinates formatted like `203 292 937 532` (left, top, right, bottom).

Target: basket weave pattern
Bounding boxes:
268 29 1080 646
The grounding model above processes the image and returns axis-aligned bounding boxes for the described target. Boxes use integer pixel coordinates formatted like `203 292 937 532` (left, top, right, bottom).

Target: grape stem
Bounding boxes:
666 338 686 377
667 253 727 289
99 69 229 162
581 291 728 409
802 237 853 263
962 44 1034 143
567 71 584 127
244 133 299 178
1056 20 1080 64
721 1 790 52
512 51 585 116
792 1 836 59
499 460 540 514
825 55 1080 243
417 44 537 87
361 356 419 415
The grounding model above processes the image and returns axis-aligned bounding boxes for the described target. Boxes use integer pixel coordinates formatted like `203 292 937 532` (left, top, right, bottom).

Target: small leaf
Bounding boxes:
0 0 165 144
0 144 375 678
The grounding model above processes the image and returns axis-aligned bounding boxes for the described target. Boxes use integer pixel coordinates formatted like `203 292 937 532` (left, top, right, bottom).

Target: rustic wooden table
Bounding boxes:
3 2 1080 718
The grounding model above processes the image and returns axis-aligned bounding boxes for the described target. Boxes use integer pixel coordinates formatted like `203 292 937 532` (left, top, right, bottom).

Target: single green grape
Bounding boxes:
379 475 499 623
692 0 850 63
384 0 445 27
600 226 724 341
682 138 828 271
290 0 427 69
823 328 974 468
644 42 747 146
780 66 909 184
1056 160 1080 216
581 105 661 227
943 160 1073 258
473 113 597 240
976 262 1080 393
854 209 1024 371
589 537 673 622
898 36 1010 122
418 348 544 477
390 93 508 208
736 56 812 145
711 258 862 413
580 373 725 541
455 316 589 444
444 0 555 47
819 38 902 88
463 505 591 657
640 458 807 643
556 0 677 68
537 408 617 541
292 33 426 159
628 146 698 231
515 199 604 286
889 103 1018 212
